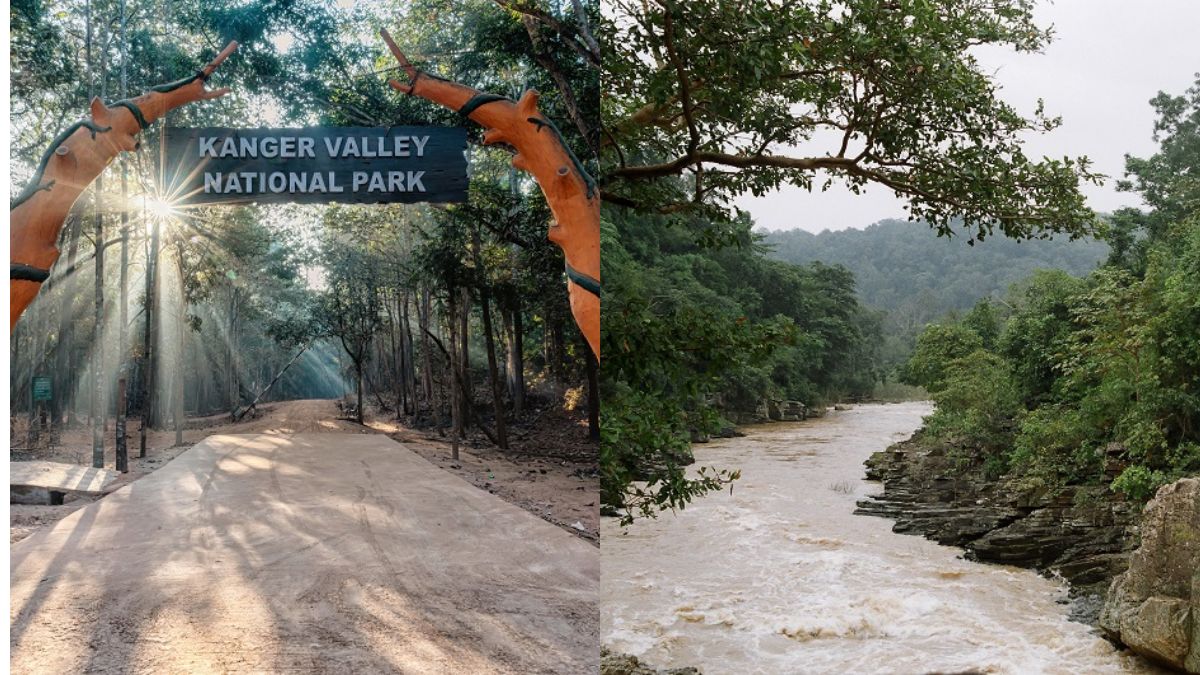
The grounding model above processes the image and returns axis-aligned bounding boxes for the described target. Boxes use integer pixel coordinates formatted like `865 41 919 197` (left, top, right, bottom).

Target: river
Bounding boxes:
602 402 1163 674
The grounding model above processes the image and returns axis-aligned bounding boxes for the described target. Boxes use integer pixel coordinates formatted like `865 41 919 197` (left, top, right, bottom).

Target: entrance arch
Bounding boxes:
10 35 600 360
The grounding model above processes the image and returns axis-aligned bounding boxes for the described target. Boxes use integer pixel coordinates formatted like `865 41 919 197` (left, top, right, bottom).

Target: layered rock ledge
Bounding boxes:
854 432 1138 622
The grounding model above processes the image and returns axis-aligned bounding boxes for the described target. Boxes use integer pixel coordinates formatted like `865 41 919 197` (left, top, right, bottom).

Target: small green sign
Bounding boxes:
32 376 51 402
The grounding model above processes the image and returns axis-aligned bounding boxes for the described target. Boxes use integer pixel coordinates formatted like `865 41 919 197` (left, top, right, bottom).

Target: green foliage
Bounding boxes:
762 220 1108 374
604 0 1100 241
900 324 982 393
1111 466 1170 503
923 350 1020 454
601 208 880 520
998 270 1085 406
900 80 1200 502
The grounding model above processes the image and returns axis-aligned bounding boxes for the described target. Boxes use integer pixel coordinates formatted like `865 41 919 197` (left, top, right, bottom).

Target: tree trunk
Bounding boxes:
234 341 312 421
479 291 508 449
447 293 461 460
419 289 434 411
472 228 508 449
355 359 364 425
115 378 128 472
387 290 402 417
139 211 159 458
502 297 525 417
54 215 83 426
584 336 600 441
91 176 105 468
459 286 472 426
174 261 185 446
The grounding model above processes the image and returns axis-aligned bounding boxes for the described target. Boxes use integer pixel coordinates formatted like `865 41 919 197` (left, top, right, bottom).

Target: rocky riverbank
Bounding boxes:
600 650 700 675
1100 478 1200 673
854 430 1140 622
856 431 1200 673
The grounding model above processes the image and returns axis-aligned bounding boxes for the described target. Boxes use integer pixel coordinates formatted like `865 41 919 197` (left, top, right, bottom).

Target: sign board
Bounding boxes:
32 376 51 402
164 126 468 206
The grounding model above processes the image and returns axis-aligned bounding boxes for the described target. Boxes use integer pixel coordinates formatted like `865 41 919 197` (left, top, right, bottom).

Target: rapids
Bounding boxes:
602 402 1164 674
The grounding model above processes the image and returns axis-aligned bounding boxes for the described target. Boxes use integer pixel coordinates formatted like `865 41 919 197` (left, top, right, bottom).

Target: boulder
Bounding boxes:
780 400 806 421
601 649 700 675
767 399 783 421
1100 478 1200 673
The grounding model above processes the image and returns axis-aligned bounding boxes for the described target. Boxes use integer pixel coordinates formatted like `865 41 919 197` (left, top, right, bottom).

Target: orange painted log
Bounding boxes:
381 29 600 359
9 41 239 329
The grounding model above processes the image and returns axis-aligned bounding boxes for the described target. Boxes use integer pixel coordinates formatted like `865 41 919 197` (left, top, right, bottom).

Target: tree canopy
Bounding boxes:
602 0 1101 241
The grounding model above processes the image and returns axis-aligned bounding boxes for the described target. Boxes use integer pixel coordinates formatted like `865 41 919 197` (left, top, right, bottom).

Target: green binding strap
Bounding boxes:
11 263 51 283
459 93 510 117
150 71 204 94
526 115 597 200
10 119 111 210
110 99 150 130
565 262 600 297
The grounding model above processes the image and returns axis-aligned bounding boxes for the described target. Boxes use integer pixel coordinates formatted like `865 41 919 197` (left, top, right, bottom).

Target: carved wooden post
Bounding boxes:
9 41 239 329
381 29 600 359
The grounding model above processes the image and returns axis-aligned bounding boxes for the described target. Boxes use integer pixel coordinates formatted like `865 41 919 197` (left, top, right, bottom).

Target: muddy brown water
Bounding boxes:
602 402 1164 674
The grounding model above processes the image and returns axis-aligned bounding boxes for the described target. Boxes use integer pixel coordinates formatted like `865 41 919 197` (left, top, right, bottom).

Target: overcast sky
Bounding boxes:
736 0 1200 233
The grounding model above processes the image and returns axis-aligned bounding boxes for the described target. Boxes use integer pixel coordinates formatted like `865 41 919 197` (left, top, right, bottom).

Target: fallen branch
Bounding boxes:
232 338 311 422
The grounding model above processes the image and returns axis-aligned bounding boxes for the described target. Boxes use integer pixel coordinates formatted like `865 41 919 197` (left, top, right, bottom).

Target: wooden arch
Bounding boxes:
381 30 601 359
9 42 240 329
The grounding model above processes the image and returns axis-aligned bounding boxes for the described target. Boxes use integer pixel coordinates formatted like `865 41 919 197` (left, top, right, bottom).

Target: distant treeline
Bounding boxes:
762 220 1110 371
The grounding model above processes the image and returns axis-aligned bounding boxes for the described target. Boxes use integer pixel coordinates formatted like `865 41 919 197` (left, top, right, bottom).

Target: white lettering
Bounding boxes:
268 172 287 192
204 172 221 192
310 172 327 192
279 137 296 158
260 137 278 158
412 136 429 156
352 171 369 191
368 172 386 192
328 172 344 192
342 137 360 158
323 137 342 157
219 137 237 158
298 137 315 158
198 137 218 157
289 172 307 193
407 170 426 192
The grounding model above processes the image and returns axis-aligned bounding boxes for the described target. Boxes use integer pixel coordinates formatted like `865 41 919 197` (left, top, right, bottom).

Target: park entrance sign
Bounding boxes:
164 126 468 205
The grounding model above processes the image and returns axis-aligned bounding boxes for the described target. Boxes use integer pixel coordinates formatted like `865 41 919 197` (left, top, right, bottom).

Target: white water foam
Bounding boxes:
602 402 1167 675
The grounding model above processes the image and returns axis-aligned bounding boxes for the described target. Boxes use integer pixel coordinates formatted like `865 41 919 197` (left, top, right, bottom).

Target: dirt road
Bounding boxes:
11 432 598 673
12 399 600 545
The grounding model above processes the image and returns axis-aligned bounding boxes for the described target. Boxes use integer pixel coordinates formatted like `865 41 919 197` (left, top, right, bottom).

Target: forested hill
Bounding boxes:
762 219 1109 318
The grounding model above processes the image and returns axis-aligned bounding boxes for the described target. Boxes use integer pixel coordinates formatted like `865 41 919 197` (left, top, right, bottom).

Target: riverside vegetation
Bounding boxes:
600 0 1104 524
859 78 1200 671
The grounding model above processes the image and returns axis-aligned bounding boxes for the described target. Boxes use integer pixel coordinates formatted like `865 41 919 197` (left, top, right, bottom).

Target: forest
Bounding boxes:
599 0 1107 522
899 78 1200 501
10 0 599 462
764 220 1110 374
601 207 882 519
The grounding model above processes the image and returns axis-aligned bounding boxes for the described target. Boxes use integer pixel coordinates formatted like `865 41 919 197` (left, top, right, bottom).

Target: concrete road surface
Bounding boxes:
10 434 598 674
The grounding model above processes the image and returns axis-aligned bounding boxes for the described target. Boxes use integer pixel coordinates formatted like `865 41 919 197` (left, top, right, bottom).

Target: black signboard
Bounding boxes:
164 126 468 206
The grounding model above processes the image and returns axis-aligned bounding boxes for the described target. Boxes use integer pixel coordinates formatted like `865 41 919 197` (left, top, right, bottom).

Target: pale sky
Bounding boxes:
737 0 1200 232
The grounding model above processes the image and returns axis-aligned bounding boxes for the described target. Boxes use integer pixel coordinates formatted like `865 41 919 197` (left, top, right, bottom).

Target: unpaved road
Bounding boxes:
11 433 598 673
13 399 599 545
